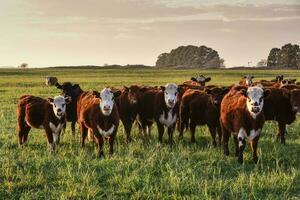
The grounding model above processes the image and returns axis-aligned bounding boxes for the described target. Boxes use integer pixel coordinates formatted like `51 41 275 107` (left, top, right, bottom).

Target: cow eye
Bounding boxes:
62 104 65 107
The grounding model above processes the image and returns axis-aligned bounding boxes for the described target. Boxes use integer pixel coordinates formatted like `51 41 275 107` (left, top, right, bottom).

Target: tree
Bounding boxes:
267 43 300 68
256 59 267 67
18 63 28 68
155 45 222 68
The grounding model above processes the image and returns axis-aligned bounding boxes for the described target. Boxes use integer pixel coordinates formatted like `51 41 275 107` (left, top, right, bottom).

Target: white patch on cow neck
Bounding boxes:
97 125 115 137
159 110 177 127
164 83 178 108
49 122 63 143
246 86 264 119
237 127 260 146
99 87 114 116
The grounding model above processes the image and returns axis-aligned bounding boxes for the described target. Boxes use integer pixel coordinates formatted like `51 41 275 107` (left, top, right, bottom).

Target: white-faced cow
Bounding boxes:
56 82 83 135
77 88 121 157
220 86 270 163
17 95 71 152
239 75 254 86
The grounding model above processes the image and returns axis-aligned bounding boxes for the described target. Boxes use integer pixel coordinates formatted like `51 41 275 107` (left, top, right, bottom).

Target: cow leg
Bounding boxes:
157 122 164 143
221 126 230 156
233 135 239 157
108 135 115 156
217 126 222 146
71 121 76 136
167 126 175 146
123 118 133 143
278 122 286 145
95 135 104 158
208 125 217 147
189 123 196 143
237 137 246 164
250 136 260 164
44 126 55 153
88 129 95 143
80 123 88 148
179 104 189 140
20 125 31 146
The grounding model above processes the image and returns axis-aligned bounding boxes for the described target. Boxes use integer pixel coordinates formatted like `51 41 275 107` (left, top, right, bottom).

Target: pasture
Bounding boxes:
0 67 299 199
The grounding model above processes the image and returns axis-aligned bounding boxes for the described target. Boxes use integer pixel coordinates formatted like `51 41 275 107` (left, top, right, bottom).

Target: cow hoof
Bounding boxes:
238 157 243 164
253 157 258 164
281 138 286 145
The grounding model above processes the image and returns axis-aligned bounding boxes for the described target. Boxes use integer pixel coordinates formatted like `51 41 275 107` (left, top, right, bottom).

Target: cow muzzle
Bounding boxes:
251 106 261 114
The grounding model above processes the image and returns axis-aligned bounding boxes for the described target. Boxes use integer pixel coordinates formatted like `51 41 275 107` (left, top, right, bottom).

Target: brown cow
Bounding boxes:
128 83 181 144
263 87 297 144
220 86 270 163
77 88 121 157
17 95 71 152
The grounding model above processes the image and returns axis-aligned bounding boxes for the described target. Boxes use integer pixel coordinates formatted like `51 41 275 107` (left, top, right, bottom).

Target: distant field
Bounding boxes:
0 68 299 199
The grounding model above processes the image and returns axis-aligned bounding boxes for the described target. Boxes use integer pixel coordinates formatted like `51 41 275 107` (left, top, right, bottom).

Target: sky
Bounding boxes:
0 0 299 68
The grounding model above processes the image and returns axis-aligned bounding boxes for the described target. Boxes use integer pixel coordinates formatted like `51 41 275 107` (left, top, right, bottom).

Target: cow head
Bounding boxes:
241 86 270 118
48 95 71 119
243 75 254 86
55 82 83 100
99 87 121 116
281 78 297 87
206 87 230 107
160 83 180 109
276 75 284 82
123 85 145 104
291 89 300 114
190 75 211 86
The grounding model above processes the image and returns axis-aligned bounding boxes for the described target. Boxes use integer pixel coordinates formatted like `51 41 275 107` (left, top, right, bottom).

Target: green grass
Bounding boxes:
0 67 299 199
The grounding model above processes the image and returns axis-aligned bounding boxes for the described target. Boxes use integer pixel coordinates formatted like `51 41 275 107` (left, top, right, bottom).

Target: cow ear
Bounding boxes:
291 79 296 83
240 89 247 97
160 86 166 91
64 96 72 104
113 90 122 98
205 77 211 82
92 91 100 98
47 98 54 103
177 86 184 94
243 75 247 78
72 84 79 89
191 77 197 82
264 89 270 97
55 82 62 89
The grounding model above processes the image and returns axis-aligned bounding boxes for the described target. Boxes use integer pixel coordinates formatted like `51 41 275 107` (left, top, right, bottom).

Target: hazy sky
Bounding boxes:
0 0 299 67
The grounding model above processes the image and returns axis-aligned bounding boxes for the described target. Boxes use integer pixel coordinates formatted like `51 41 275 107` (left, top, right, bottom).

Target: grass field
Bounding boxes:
0 67 299 199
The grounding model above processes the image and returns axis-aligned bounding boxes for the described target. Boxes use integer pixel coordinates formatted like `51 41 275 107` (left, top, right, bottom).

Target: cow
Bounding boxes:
127 84 181 144
263 87 297 144
185 74 211 86
55 82 83 135
291 89 300 114
239 75 254 86
114 85 140 143
17 95 71 152
77 88 121 157
271 75 284 83
45 76 58 86
220 86 270 163
179 89 219 146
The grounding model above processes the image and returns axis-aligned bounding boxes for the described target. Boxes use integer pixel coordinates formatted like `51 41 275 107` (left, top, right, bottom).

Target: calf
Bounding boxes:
263 87 297 144
77 88 121 157
220 86 269 163
45 76 58 86
114 85 140 143
17 95 70 152
56 82 83 135
129 84 181 144
239 75 254 86
179 89 219 145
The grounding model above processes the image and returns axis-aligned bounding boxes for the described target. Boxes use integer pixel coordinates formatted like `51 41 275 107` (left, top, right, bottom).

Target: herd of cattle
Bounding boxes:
16 74 300 163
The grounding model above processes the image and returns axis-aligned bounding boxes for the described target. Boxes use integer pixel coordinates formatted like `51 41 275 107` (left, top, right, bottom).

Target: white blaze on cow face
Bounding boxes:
246 86 264 119
164 83 178 108
196 75 206 82
99 87 114 116
49 96 67 119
